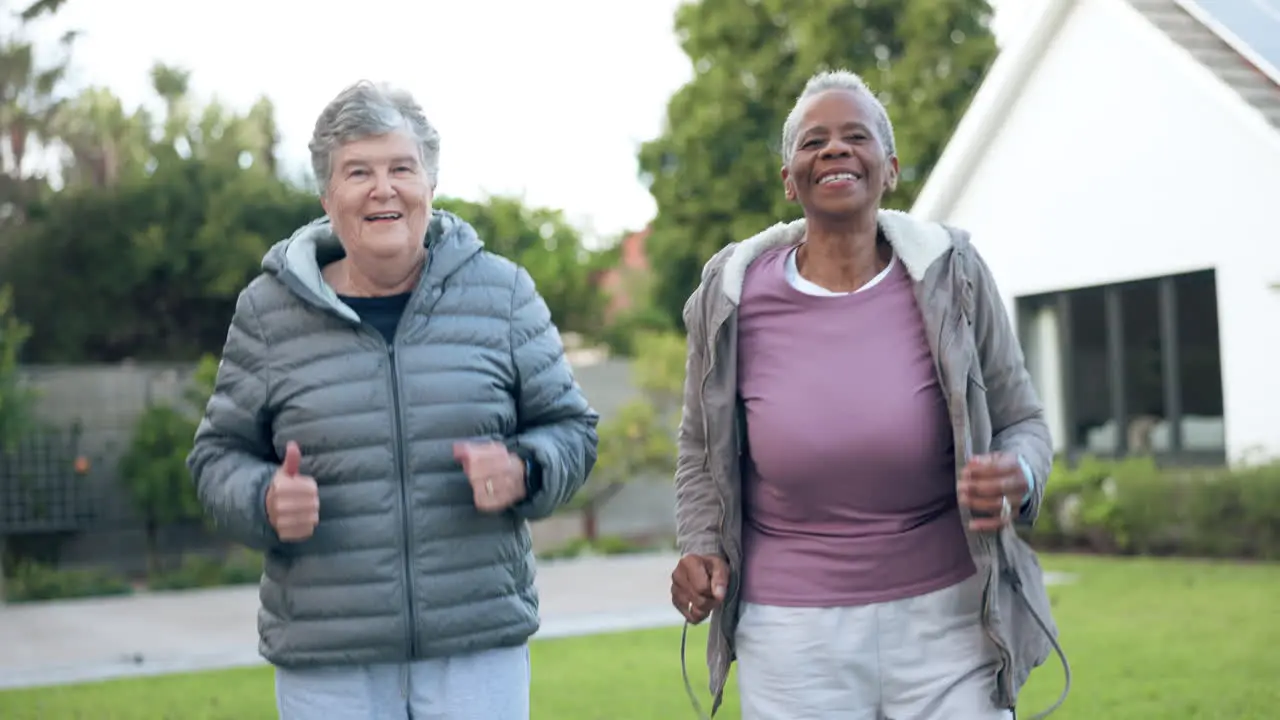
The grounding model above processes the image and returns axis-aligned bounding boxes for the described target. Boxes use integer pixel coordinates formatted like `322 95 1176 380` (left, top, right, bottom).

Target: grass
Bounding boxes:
1 554 1277 719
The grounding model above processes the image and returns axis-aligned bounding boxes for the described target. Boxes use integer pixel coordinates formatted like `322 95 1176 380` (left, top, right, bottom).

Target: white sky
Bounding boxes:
26 0 1033 245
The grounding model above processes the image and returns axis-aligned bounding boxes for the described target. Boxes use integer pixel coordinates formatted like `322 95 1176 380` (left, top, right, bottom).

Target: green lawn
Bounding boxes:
1 554 1277 719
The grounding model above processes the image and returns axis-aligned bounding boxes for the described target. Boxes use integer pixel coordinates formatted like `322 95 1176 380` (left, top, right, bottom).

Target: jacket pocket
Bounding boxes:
996 531 1058 698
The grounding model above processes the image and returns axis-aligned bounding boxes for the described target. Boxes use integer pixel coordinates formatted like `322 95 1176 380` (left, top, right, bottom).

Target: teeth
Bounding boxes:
819 172 858 184
367 213 401 220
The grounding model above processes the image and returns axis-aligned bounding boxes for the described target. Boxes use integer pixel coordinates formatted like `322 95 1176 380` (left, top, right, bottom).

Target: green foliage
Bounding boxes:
629 331 687 408
117 404 202 528
0 284 34 451
116 353 219 571
579 331 689 511
598 305 674 357
536 535 651 561
18 0 69 21
591 402 677 491
639 0 997 327
1031 456 1280 560
4 159 320 362
433 195 606 335
3 560 132 603
146 547 263 591
187 354 219 409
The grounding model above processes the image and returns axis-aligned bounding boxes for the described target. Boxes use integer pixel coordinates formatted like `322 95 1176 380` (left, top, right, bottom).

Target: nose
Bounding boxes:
820 137 853 158
370 169 397 199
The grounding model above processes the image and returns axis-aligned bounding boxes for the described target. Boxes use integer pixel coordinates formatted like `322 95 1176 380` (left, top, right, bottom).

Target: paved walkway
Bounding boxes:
0 553 683 691
0 552 1075 691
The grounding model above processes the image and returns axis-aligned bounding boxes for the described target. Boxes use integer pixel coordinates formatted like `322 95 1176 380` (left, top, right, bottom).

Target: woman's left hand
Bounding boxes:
957 452 1026 532
454 442 527 512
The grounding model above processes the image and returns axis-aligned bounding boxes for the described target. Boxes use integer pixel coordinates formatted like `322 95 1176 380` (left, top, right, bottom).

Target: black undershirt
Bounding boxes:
338 292 411 344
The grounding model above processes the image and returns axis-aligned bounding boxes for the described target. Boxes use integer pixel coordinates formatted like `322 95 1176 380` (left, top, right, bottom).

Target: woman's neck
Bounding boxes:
795 214 890 293
325 251 425 297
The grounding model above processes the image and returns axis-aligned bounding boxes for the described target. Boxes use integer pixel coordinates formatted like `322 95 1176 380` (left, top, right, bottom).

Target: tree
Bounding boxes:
577 331 686 541
0 0 75 229
0 283 33 603
639 0 997 328
0 284 32 451
2 71 321 362
117 354 218 574
434 195 608 336
18 0 69 21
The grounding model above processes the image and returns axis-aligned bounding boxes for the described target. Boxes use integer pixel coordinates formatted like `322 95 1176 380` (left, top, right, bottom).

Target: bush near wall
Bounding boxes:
1029 456 1280 560
2 548 264 603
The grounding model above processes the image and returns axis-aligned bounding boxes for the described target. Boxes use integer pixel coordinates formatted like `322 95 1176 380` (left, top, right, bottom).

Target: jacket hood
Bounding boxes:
715 208 962 305
261 209 485 322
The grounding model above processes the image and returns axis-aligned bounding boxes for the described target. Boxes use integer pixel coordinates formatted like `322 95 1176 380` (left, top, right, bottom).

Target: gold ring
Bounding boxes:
485 479 494 496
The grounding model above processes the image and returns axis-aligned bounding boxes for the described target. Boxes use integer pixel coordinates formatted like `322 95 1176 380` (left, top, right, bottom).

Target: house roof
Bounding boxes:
912 0 1280 220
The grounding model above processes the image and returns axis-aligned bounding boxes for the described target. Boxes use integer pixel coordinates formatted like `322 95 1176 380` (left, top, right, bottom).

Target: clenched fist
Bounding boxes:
453 441 526 513
671 554 729 625
265 441 319 542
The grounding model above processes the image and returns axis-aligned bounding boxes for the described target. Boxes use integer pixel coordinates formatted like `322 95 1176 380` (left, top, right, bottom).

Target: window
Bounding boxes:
1015 270 1226 464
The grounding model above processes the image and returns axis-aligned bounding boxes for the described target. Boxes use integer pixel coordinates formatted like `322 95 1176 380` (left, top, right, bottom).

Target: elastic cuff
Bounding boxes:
1016 455 1035 508
512 446 543 498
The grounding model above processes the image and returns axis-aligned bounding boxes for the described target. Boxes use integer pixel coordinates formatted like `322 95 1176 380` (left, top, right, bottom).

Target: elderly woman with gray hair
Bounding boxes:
188 81 598 720
670 69 1069 719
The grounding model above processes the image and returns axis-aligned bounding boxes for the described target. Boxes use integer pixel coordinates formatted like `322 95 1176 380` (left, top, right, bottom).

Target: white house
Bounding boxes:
912 0 1280 465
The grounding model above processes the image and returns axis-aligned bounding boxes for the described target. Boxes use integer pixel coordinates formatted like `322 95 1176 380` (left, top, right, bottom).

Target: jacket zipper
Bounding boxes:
385 341 418 659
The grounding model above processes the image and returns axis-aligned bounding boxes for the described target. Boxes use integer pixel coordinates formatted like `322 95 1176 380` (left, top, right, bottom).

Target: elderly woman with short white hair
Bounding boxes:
670 69 1068 719
189 80 599 720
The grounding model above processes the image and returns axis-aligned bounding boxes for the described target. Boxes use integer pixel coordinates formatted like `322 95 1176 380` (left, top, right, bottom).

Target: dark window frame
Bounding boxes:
1017 270 1226 467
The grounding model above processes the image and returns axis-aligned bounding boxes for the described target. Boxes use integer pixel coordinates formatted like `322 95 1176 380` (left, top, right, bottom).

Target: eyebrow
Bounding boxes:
340 155 420 171
802 121 873 138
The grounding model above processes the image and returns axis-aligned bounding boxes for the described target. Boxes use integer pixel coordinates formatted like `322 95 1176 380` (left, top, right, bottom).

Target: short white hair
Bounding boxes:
308 81 441 189
780 70 896 164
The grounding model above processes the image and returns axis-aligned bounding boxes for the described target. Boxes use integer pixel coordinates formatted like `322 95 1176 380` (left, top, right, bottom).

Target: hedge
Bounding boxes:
1028 456 1280 560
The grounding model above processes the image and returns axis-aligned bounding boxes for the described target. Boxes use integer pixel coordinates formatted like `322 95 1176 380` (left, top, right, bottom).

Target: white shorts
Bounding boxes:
275 644 530 720
735 573 1012 720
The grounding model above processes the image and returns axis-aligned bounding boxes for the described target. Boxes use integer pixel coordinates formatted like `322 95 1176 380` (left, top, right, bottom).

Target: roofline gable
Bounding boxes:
1173 0 1280 88
912 0 1280 222
910 0 1078 221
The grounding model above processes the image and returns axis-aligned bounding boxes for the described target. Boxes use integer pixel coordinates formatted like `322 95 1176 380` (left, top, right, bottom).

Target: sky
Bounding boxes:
25 0 1033 246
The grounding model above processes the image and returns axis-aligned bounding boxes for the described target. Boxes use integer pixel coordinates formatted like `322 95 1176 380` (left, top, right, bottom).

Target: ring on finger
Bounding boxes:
687 600 694 616
1000 496 1011 522
485 478 494 496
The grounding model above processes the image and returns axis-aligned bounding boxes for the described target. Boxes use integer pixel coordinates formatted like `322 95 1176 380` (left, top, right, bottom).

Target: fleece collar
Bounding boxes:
719 209 955 304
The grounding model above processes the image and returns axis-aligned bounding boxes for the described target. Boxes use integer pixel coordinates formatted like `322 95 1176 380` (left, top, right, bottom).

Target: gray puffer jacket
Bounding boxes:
188 210 599 668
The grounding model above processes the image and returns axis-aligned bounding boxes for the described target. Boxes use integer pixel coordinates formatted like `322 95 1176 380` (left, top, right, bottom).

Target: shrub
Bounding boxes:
117 353 220 573
1029 456 1280 560
3 561 133 603
147 547 263 591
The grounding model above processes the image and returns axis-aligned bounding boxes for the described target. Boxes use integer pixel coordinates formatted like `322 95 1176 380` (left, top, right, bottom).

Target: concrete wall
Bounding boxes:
4 358 676 573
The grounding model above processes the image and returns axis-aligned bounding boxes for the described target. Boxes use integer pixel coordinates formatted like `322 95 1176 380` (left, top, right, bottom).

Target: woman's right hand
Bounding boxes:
671 554 729 624
265 441 320 542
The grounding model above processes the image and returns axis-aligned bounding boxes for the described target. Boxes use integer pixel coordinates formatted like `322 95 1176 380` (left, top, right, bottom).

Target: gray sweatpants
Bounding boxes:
274 644 530 720
735 573 1013 720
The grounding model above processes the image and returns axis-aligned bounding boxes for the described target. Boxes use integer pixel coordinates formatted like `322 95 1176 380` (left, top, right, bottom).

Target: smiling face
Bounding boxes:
782 89 899 221
321 130 433 263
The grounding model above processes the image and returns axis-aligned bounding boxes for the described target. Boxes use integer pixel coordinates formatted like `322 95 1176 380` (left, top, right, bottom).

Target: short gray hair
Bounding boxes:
309 81 441 189
780 70 896 164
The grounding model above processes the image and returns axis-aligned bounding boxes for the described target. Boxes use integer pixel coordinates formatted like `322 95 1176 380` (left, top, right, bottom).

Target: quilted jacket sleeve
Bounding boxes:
187 287 283 550
508 267 600 520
